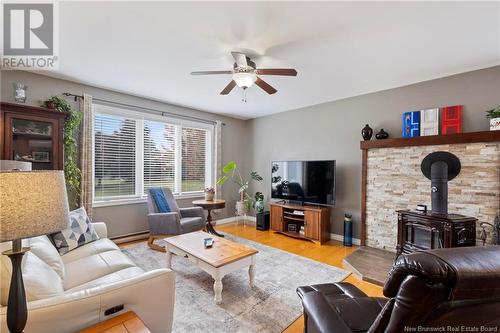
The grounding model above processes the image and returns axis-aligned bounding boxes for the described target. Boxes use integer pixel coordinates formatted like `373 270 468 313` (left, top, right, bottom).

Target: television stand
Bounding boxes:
270 202 330 244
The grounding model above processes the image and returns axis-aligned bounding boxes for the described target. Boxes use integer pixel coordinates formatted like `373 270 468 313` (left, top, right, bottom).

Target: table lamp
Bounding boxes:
0 171 70 333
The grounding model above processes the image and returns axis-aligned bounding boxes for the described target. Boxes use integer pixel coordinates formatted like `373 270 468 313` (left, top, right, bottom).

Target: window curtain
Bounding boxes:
214 120 223 198
79 94 94 218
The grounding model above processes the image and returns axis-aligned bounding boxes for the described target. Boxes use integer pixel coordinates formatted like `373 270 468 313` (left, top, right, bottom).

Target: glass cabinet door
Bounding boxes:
11 118 55 170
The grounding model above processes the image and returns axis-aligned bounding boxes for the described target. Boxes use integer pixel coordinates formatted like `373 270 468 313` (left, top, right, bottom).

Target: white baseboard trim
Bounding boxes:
112 231 149 244
217 217 360 245
330 233 361 246
216 216 256 225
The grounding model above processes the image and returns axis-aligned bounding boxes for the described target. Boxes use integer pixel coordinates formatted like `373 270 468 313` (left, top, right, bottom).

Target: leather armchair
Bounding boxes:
297 246 500 333
146 187 205 251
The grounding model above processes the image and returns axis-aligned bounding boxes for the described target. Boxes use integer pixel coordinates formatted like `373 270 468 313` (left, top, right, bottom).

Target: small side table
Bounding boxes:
77 311 150 333
192 199 226 237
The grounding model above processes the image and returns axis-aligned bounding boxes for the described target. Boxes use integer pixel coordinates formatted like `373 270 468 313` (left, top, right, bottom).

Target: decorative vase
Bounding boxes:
254 200 264 214
490 117 500 131
13 83 27 103
235 200 246 216
204 192 214 201
375 128 389 140
361 124 373 141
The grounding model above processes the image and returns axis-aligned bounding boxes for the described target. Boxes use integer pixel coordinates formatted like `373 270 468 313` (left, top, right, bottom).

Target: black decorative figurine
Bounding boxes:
361 124 373 141
375 129 389 140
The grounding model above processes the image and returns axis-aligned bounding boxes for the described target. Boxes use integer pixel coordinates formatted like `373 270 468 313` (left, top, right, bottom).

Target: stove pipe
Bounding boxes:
430 161 448 214
421 151 461 215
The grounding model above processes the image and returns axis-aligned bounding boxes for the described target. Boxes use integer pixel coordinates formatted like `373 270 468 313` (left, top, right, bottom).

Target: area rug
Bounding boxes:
121 234 350 333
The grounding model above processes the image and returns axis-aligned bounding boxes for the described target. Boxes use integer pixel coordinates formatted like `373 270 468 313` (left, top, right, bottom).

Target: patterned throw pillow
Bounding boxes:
51 207 99 255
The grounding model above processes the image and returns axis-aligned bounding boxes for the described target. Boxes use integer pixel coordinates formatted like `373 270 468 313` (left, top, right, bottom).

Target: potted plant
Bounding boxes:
486 105 500 131
40 96 82 207
204 187 215 201
217 160 263 216
254 192 264 214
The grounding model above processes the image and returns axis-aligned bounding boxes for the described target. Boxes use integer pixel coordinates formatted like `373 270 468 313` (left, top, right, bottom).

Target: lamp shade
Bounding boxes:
0 171 70 242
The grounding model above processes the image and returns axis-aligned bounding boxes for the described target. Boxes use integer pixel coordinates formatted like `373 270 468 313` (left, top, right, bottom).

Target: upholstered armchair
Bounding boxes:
146 187 205 251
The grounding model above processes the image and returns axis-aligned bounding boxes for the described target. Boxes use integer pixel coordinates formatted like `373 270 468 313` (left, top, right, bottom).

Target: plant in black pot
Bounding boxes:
254 192 264 214
486 105 500 131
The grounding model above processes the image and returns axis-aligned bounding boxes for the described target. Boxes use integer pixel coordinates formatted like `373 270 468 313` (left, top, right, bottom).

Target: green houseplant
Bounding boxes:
486 105 500 119
254 191 264 214
217 161 263 216
487 105 500 131
40 96 82 207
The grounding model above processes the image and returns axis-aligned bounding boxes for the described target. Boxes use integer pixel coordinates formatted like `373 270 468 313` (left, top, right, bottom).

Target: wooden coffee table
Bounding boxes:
165 231 258 304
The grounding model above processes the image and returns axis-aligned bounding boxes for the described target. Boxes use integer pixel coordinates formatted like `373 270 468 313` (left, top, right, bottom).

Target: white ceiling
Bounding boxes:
49 1 500 119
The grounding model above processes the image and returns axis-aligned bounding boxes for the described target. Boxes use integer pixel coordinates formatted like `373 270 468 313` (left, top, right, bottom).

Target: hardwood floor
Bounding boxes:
217 222 384 333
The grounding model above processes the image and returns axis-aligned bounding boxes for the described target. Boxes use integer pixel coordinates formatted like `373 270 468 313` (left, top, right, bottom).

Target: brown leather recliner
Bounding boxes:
297 246 500 333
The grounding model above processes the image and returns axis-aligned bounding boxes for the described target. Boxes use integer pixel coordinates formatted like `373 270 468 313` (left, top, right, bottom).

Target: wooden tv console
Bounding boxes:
270 202 331 244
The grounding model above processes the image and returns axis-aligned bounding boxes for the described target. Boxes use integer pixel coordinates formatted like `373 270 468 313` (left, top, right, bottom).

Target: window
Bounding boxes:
182 127 207 192
143 120 176 193
94 114 136 200
93 104 213 204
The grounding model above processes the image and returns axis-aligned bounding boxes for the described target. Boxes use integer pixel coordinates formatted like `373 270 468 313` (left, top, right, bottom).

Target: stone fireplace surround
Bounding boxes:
361 131 500 252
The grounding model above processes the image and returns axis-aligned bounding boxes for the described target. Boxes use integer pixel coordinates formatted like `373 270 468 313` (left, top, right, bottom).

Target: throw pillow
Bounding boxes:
51 207 99 255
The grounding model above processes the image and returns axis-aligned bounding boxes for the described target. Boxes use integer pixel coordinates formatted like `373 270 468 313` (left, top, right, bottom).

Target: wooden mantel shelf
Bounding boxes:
360 131 500 150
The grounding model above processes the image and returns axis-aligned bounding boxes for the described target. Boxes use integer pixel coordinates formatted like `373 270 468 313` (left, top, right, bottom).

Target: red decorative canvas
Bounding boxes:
441 105 462 135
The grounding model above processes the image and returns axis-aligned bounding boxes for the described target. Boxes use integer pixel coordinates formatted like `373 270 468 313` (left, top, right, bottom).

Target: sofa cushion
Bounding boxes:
61 238 119 264
28 235 65 280
51 207 99 255
65 266 145 293
1 251 64 306
63 250 136 290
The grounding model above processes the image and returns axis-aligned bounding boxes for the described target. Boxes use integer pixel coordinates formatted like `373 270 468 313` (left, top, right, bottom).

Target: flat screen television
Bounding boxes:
271 160 336 206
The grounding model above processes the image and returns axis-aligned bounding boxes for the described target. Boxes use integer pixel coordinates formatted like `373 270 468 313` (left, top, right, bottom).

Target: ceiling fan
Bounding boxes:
191 51 297 101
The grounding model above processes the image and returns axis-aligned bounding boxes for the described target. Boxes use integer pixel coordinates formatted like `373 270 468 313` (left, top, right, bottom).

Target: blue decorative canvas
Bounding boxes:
402 111 420 138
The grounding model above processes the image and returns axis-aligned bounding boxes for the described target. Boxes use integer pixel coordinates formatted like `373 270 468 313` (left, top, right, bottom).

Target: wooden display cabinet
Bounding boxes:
270 202 330 244
1 102 67 170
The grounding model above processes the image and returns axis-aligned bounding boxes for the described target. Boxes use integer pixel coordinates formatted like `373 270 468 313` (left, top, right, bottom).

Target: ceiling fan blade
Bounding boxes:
256 68 297 76
255 77 277 95
231 51 249 67
220 80 236 95
191 70 232 75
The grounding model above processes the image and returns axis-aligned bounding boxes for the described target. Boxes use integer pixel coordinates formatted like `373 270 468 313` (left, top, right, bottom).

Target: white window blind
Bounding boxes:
144 120 176 193
94 114 136 200
181 127 207 192
93 104 214 204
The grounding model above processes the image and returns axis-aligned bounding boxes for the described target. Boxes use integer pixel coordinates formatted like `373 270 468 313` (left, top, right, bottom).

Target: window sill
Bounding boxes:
93 193 205 208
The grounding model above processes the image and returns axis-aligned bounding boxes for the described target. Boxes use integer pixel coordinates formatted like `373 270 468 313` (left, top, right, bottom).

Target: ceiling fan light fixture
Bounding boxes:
232 71 257 88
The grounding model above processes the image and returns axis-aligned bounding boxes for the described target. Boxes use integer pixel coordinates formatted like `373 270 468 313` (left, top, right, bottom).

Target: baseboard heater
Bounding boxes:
111 231 149 244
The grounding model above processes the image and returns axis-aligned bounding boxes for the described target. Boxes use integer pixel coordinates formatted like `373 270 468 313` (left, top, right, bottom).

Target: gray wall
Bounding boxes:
247 66 500 239
1 71 249 238
3 66 499 239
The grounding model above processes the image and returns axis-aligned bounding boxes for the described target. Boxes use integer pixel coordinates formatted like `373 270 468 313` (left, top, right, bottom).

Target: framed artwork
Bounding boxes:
441 105 463 135
402 111 420 138
420 108 440 136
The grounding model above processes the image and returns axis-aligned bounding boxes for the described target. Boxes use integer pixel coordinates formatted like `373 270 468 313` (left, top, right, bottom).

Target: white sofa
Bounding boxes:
0 223 175 332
